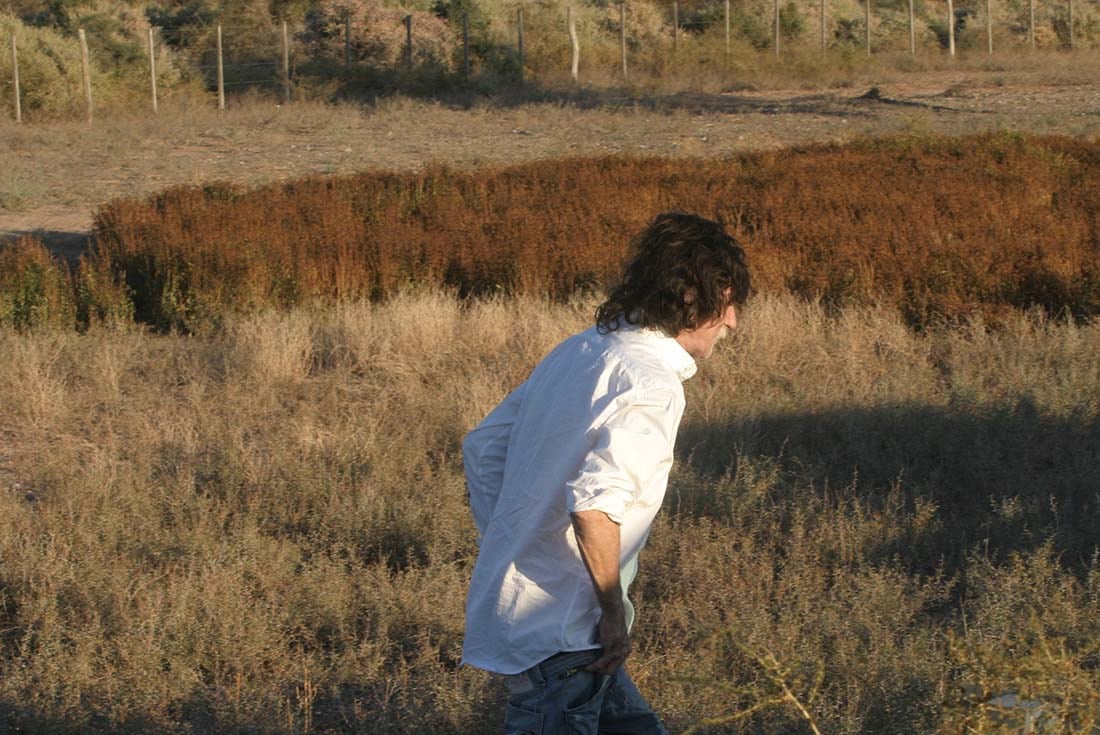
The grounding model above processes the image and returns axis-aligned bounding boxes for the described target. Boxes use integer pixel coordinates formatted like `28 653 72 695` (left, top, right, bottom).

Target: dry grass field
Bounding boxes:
1 294 1099 734
2 54 1100 734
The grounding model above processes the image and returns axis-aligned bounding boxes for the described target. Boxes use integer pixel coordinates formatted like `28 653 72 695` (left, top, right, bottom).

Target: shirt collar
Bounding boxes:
639 327 697 382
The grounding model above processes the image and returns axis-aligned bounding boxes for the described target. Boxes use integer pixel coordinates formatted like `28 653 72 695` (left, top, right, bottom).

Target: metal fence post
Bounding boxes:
620 2 627 79
216 24 225 109
463 13 470 81
865 0 871 55
517 6 524 84
774 0 780 56
282 20 291 102
909 0 916 54
11 35 21 123
568 6 579 81
947 0 956 56
148 27 158 113
673 0 679 53
79 28 93 122
726 0 732 56
344 11 351 68
404 15 413 72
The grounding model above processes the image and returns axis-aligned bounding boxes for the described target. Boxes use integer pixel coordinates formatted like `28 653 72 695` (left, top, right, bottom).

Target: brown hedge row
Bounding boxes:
48 133 1100 330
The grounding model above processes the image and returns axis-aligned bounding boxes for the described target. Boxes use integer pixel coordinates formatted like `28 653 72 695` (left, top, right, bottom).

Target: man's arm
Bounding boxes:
571 509 631 675
566 388 681 673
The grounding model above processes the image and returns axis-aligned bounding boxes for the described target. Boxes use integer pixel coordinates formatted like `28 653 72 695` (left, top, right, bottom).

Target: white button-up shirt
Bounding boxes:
461 324 697 674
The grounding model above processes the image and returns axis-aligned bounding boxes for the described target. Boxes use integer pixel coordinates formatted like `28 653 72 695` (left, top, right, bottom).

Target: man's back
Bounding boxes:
462 324 695 674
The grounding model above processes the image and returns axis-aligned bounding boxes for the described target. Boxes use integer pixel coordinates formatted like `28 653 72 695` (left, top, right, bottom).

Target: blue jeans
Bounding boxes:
501 650 669 735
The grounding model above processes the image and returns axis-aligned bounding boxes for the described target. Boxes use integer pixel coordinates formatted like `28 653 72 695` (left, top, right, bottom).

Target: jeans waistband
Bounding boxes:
502 649 601 695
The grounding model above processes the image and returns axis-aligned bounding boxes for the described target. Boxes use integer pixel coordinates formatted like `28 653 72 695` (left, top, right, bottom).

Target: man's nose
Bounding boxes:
725 306 738 329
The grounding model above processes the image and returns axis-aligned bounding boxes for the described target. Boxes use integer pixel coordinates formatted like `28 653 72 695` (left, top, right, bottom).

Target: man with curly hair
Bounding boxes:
462 212 751 734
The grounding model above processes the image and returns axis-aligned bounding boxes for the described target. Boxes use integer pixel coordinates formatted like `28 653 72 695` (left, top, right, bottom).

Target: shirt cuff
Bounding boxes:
565 484 634 525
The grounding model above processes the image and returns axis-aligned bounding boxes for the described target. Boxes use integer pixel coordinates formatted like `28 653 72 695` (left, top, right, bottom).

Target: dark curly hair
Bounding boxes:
596 212 750 336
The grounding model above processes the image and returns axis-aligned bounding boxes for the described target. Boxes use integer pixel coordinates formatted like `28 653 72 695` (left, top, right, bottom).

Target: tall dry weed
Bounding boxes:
87 134 1100 333
0 237 77 331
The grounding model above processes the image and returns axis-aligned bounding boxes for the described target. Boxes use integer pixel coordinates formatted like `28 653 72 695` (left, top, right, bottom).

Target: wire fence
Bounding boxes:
3 0 1098 123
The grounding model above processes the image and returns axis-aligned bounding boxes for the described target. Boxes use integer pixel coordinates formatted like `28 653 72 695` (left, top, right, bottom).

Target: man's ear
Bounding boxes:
682 289 697 305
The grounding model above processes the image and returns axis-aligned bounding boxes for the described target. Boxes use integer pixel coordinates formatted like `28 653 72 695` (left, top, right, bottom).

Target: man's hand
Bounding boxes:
589 604 631 674
571 509 631 674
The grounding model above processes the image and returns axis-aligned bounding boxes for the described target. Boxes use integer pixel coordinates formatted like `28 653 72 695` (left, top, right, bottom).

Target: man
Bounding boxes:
462 212 751 734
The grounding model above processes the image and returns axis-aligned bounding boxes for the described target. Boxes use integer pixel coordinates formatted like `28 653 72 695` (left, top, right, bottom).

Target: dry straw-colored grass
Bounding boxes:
1 292 1098 733
77 133 1100 333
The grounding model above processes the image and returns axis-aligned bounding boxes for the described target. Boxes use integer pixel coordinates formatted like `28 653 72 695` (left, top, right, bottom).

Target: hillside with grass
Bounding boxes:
2 0 1097 119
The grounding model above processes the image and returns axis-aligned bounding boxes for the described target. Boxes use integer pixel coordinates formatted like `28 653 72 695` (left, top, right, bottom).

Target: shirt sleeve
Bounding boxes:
565 388 679 524
462 381 527 537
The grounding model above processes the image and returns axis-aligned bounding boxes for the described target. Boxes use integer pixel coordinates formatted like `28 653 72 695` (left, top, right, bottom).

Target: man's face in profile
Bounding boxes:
675 302 738 360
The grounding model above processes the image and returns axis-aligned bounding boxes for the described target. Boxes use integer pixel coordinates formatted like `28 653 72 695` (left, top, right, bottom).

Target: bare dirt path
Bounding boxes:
2 68 1098 259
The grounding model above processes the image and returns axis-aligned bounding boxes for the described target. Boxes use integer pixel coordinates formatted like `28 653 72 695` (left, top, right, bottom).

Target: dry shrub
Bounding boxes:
301 0 456 70
90 134 1100 333
943 547 1100 733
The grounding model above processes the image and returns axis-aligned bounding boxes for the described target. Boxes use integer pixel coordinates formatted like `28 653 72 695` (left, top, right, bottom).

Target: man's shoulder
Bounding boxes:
535 325 683 393
595 327 686 397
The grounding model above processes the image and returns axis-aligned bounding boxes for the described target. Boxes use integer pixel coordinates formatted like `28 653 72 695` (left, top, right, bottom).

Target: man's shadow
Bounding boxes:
673 398 1100 578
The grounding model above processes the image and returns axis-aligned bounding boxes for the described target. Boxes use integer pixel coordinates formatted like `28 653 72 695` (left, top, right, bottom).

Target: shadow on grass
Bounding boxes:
675 399 1100 578
0 702 170 735
0 688 503 735
292 59 960 119
0 231 90 266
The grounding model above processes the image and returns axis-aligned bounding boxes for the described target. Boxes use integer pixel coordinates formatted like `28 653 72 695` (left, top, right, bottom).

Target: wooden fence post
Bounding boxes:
774 0 780 56
148 27 158 113
568 6 579 81
865 0 871 55
404 14 413 72
78 28 92 122
282 20 290 102
216 24 225 110
620 2 627 79
821 0 827 54
516 6 524 84
909 0 916 53
463 13 470 81
11 35 21 124
946 0 955 56
343 11 351 68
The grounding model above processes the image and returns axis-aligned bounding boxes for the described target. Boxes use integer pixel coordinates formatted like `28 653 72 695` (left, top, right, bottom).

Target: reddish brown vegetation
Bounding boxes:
21 133 1100 330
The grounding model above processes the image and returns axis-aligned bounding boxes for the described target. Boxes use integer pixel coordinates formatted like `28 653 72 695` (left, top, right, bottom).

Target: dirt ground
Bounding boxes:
2 66 1099 261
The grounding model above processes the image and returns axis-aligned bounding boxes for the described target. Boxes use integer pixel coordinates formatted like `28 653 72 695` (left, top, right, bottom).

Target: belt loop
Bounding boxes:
528 658 546 687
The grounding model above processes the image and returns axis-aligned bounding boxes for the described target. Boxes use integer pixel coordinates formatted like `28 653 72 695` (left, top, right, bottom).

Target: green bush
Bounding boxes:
0 13 87 119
